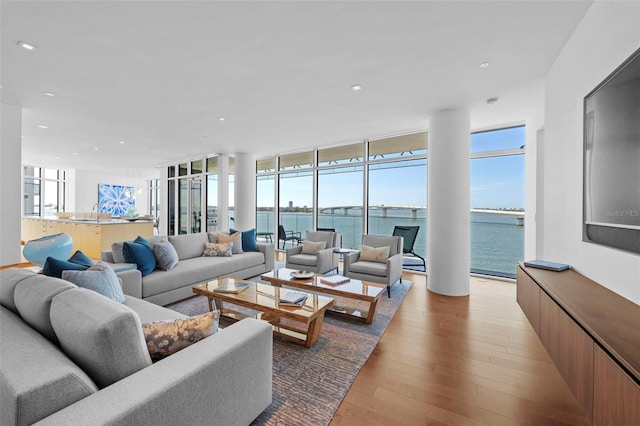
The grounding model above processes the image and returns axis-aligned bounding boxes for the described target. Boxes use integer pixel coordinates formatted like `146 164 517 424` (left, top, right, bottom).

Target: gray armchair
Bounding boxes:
285 231 341 274
343 234 403 297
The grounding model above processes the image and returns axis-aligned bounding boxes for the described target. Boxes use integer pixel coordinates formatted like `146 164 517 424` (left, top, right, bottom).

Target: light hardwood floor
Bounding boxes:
329 271 590 426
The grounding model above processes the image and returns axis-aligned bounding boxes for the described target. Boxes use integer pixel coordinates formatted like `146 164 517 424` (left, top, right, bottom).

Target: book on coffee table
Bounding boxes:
213 280 250 294
320 275 350 285
279 291 308 306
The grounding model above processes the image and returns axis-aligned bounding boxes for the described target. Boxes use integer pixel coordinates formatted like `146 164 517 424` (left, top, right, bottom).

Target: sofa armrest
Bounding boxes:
101 250 115 263
387 253 403 281
285 245 303 258
316 248 337 273
115 269 143 299
258 243 275 271
35 319 273 426
343 250 361 274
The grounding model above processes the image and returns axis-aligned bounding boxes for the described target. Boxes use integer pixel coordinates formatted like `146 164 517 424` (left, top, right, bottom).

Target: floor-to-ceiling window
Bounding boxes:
206 157 218 233
23 165 66 217
368 133 427 264
470 126 525 278
168 160 203 235
256 158 275 241
317 143 364 249
278 152 313 244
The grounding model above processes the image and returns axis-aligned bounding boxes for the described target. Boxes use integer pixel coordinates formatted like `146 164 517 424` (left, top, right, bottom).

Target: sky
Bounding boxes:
257 126 526 210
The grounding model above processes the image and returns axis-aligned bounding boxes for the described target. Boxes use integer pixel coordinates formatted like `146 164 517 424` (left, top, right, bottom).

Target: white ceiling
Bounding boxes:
1 1 592 172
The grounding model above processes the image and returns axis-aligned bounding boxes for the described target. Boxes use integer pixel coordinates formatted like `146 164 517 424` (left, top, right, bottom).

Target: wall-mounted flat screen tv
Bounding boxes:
583 47 640 255
98 183 136 217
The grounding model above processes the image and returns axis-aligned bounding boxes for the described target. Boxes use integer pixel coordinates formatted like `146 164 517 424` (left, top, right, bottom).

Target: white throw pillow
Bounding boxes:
359 245 390 263
302 240 326 254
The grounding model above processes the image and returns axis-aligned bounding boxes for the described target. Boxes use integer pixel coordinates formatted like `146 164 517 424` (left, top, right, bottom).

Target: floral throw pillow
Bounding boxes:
203 242 233 257
216 232 243 254
142 310 220 363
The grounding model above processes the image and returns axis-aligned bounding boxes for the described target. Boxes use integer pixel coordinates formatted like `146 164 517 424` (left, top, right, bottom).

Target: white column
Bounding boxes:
427 109 471 296
218 155 229 231
1 103 23 265
234 152 256 230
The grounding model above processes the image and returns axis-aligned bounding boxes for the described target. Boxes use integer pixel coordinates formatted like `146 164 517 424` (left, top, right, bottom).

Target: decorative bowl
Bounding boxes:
53 212 74 219
290 270 314 279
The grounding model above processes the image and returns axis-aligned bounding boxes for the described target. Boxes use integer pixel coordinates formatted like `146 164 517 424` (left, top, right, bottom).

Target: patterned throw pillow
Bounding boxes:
359 245 390 263
142 310 220 362
301 240 326 254
216 232 243 254
153 242 179 271
202 242 233 257
61 261 125 303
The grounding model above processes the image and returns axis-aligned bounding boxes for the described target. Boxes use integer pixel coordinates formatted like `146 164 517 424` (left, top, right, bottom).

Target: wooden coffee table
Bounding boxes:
261 268 386 324
193 278 334 348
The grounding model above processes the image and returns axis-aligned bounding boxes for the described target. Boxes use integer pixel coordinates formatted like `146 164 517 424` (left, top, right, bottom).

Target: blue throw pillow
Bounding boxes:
67 250 94 268
133 235 152 249
123 241 157 277
229 228 259 252
43 257 89 278
62 261 125 303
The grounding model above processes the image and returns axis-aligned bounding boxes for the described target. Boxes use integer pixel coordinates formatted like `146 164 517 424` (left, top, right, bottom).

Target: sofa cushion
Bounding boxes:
111 235 168 263
287 253 318 267
0 307 97 426
42 257 89 278
306 231 335 248
359 245 390 263
123 295 187 323
168 233 210 260
140 252 265 298
123 240 157 277
216 232 243 254
50 288 152 388
142 310 220 362
13 275 77 344
203 242 232 257
62 261 125 303
350 260 389 277
0 268 36 315
152 242 179 271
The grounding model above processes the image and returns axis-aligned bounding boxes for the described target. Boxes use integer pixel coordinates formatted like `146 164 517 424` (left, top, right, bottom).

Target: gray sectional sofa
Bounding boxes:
0 267 273 426
102 232 276 306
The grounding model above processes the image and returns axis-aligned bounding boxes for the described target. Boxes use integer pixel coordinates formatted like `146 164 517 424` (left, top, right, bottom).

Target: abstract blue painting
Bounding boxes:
98 183 135 216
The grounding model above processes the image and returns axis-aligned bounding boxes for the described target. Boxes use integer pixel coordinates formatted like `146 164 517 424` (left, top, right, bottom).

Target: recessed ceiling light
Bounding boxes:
119 140 125 144
37 125 48 129
479 62 490 68
43 92 55 97
17 41 37 50
218 117 225 121
72 152 78 155
93 147 99 151
486 97 499 106
350 84 363 91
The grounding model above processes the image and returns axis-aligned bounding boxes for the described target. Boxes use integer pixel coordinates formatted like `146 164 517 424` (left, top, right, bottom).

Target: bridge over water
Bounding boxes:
317 205 524 225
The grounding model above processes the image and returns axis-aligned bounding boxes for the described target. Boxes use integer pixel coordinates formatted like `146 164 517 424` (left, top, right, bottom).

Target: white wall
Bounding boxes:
543 1 640 303
68 168 159 216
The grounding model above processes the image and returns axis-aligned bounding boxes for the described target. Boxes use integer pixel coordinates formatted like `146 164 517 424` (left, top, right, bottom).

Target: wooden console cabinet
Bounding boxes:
517 264 640 425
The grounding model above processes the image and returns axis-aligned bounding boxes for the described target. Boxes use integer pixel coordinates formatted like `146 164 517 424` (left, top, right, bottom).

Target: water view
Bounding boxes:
257 208 524 278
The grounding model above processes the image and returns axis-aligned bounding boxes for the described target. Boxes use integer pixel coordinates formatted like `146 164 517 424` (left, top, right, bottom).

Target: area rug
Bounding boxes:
166 277 413 426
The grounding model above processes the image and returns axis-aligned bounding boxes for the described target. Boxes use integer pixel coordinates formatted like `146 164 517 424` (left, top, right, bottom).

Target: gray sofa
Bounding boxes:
0 267 273 426
102 232 276 306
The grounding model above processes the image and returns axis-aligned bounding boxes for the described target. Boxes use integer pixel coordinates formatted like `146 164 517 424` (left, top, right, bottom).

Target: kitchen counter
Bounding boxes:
22 217 154 259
